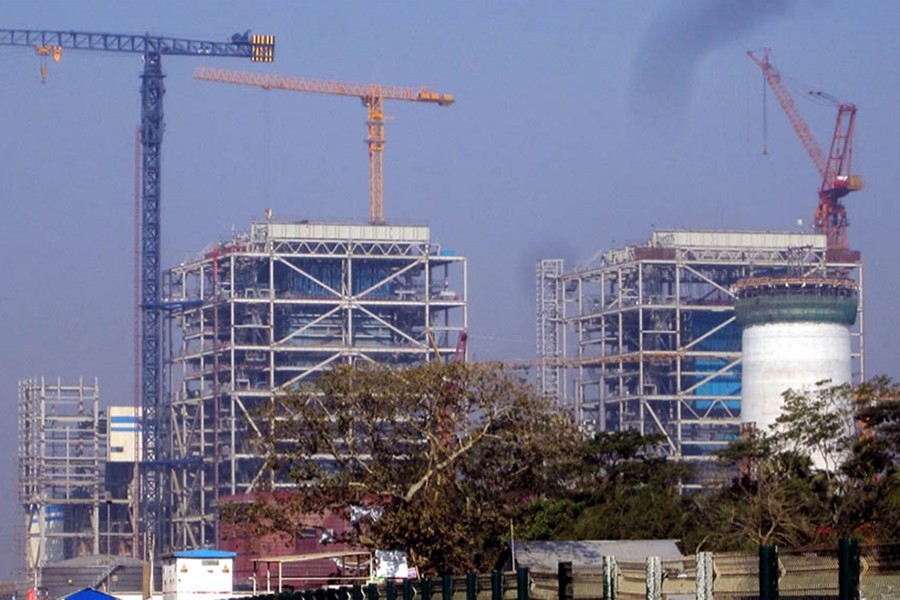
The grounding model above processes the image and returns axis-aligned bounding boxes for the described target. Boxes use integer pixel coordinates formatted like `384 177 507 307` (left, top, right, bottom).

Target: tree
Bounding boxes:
224 361 585 576
513 431 693 542
843 376 900 541
773 381 857 479
689 378 900 551
854 376 900 452
687 428 828 552
564 484 688 541
580 430 692 492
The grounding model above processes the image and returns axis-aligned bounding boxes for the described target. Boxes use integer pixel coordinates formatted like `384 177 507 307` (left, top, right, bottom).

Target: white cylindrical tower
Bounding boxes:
735 276 858 432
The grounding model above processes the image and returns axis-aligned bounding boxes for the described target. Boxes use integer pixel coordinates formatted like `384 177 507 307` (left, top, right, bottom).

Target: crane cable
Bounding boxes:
757 56 836 158
762 65 768 155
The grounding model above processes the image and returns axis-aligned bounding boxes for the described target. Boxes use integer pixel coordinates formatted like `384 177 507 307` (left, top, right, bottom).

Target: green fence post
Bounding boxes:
558 562 573 600
422 578 433 600
353 584 363 600
443 575 454 600
466 573 478 600
516 567 529 600
338 587 351 600
839 537 861 600
387 580 397 600
491 571 503 600
759 545 779 600
403 579 414 600
367 582 379 600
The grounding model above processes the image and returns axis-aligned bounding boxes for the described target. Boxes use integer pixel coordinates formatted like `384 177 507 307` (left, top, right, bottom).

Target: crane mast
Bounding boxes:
748 49 862 250
194 68 454 224
1 28 274 558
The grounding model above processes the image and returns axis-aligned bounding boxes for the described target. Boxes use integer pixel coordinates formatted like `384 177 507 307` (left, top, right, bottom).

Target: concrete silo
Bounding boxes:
734 276 859 432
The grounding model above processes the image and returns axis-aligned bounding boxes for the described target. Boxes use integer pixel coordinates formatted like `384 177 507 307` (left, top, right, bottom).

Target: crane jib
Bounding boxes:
0 29 274 60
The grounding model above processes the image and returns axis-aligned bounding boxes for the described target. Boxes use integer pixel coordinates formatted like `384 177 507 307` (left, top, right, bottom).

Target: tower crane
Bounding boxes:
748 49 862 251
0 29 274 557
193 67 454 224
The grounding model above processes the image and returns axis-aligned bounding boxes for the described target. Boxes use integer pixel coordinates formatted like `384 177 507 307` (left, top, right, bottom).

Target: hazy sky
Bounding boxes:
3 0 899 578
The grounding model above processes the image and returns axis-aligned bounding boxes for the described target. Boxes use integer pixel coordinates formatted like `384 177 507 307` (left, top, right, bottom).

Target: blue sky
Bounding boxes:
2 0 899 577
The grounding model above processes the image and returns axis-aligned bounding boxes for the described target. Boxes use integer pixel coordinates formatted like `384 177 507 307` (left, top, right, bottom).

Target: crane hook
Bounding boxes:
35 44 63 83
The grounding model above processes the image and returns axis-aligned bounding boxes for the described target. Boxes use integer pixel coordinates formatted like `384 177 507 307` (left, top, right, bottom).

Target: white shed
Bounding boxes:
162 549 236 600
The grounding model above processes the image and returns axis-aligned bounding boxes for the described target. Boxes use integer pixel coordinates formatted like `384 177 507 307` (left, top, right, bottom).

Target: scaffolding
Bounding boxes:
536 259 565 403
539 230 863 460
18 377 106 581
163 220 467 549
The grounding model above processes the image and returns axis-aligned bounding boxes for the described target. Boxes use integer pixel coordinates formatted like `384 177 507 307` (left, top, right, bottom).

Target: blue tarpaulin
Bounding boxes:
64 589 119 600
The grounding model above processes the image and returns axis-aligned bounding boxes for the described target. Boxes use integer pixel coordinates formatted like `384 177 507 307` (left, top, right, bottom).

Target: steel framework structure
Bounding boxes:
163 221 467 547
536 259 565 403
541 230 863 460
18 378 105 583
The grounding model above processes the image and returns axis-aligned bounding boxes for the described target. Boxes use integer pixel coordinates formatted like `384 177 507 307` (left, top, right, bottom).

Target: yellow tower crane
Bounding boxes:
194 67 454 224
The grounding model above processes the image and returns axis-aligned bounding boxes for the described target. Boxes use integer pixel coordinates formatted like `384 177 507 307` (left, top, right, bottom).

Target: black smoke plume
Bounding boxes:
630 0 795 123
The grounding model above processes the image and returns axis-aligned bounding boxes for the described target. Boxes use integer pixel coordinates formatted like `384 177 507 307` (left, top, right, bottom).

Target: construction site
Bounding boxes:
6 24 872 596
7 27 473 589
536 229 862 461
164 220 466 549
533 49 865 461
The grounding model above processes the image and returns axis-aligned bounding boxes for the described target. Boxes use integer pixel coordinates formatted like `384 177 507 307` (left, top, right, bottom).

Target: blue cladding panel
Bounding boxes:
689 313 742 409
278 261 342 298
352 263 396 298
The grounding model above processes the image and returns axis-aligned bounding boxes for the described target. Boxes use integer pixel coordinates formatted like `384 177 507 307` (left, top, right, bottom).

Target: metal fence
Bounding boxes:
860 543 900 600
525 541 899 599
232 540 900 600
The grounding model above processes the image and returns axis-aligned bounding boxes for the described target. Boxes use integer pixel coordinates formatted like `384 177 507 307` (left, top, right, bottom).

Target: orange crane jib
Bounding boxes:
747 49 862 251
194 67 454 225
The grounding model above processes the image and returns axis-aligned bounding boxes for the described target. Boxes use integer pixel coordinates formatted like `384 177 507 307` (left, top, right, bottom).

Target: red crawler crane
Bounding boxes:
748 49 863 250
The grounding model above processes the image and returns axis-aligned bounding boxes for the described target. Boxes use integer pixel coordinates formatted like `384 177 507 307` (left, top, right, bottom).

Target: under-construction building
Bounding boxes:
537 229 863 460
163 220 467 549
18 377 141 583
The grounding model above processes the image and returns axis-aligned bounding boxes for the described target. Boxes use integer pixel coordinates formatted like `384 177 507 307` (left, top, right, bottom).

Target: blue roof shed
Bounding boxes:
169 550 236 560
64 589 119 600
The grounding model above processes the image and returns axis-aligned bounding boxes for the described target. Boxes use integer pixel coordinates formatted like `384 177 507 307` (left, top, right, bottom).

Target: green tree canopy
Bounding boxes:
513 430 693 542
224 361 585 575
686 377 900 551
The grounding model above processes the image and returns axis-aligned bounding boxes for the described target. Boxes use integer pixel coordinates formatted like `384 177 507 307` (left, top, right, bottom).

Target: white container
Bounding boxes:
162 550 235 600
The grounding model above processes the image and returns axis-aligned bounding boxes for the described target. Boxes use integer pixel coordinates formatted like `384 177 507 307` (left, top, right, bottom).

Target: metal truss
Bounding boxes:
18 378 105 583
536 259 565 403
551 230 863 460
163 222 467 548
